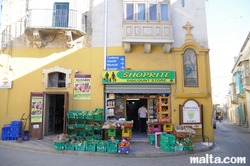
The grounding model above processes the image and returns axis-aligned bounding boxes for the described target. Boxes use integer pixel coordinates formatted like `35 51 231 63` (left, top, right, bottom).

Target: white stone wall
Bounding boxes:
91 0 208 48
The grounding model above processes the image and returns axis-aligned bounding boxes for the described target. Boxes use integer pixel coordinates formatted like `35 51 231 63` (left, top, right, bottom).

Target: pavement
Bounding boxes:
0 133 214 158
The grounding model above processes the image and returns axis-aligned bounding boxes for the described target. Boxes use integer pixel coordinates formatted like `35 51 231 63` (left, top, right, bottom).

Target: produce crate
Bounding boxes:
67 110 79 119
77 111 86 119
93 125 102 131
85 112 94 120
94 114 103 122
75 123 85 129
149 134 155 145
54 142 66 150
67 124 75 130
160 133 176 141
175 146 184 152
122 129 132 138
161 145 175 152
183 145 194 151
93 134 102 140
75 144 86 151
86 140 98 152
151 124 162 133
96 141 107 153
107 140 119 154
65 143 76 151
108 129 116 137
85 125 94 131
76 131 86 137
163 123 173 132
118 146 130 154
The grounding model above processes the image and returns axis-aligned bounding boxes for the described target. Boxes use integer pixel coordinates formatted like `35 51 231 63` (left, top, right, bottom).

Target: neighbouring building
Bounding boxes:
0 0 213 142
228 32 250 128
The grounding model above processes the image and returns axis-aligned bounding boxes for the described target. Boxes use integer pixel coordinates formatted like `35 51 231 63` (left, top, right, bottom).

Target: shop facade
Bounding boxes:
0 0 213 142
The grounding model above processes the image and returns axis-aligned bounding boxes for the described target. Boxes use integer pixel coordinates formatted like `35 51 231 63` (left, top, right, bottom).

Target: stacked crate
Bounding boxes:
66 109 104 140
1 124 11 140
1 121 22 140
160 133 176 152
55 109 104 151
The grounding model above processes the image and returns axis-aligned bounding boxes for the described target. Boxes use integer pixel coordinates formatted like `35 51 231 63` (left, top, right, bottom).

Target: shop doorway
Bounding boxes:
44 92 68 136
126 99 147 132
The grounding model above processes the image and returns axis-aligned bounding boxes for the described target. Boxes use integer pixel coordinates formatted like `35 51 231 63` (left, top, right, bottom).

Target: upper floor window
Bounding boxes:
183 49 198 87
138 4 146 20
48 72 66 88
126 3 134 20
53 2 69 27
42 66 72 88
124 0 170 22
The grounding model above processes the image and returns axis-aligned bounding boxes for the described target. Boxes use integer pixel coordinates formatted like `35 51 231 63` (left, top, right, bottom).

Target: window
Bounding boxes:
149 4 157 21
138 4 146 20
42 66 72 88
160 4 169 21
183 49 198 87
48 72 66 88
53 2 69 27
126 3 134 20
124 0 170 22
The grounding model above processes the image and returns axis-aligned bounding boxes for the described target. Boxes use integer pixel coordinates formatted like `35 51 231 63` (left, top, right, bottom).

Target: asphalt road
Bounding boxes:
0 119 249 166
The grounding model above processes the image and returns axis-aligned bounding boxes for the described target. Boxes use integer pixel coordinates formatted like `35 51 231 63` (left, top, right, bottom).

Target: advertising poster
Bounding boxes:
74 74 91 100
182 100 201 124
31 93 43 123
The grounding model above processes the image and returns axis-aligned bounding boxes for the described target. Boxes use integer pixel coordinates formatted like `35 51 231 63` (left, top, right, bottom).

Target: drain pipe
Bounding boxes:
103 0 108 70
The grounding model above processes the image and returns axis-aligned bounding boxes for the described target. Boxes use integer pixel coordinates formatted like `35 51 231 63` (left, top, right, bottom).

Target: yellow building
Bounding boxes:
0 0 213 142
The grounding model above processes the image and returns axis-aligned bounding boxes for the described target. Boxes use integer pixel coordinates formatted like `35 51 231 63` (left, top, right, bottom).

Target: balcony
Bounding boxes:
122 21 174 53
25 9 86 47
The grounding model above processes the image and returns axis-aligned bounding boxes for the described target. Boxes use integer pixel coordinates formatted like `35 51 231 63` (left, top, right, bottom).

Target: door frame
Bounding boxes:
43 91 68 136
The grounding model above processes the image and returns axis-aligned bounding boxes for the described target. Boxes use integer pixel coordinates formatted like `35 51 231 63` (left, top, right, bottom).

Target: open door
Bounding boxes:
44 92 68 136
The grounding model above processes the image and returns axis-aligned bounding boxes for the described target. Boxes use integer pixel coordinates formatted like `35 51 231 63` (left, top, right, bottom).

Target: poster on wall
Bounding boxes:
182 100 201 124
0 74 12 88
74 74 91 100
30 93 43 123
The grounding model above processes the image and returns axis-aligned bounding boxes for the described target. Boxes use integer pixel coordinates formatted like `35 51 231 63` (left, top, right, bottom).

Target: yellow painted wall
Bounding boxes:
0 42 213 141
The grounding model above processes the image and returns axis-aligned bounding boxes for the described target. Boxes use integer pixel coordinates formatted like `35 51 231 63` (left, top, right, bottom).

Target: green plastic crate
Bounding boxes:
76 131 86 137
67 110 79 119
149 134 155 145
65 143 76 151
161 145 175 152
54 142 66 150
86 140 98 152
108 129 116 137
183 145 194 151
75 123 85 129
106 140 119 154
93 125 102 130
67 124 75 130
96 141 107 153
75 144 86 151
94 114 103 122
85 125 94 131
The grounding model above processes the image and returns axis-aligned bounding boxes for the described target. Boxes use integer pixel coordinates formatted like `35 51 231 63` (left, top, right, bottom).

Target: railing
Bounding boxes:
1 17 26 49
1 9 86 49
26 9 86 32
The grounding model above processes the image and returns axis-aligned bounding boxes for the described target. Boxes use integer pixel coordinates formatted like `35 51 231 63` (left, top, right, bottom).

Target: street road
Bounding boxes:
0 119 249 166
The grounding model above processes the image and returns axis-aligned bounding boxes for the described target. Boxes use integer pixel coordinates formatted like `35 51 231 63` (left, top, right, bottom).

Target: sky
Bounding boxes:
205 0 250 105
0 0 249 105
